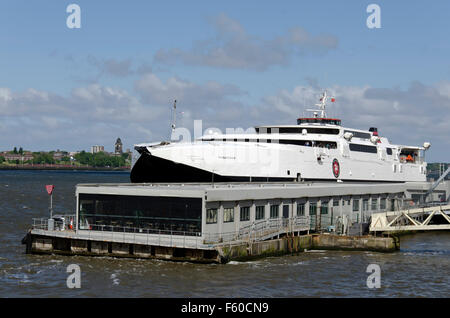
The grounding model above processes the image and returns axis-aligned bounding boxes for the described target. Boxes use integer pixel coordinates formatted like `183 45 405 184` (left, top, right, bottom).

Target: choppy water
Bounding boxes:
0 170 449 297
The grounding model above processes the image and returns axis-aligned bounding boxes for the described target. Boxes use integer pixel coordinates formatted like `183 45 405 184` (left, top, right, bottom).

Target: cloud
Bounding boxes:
134 73 248 129
87 56 134 77
253 81 450 160
135 74 245 104
135 62 153 75
1 76 449 161
86 56 153 78
154 13 338 71
0 83 166 151
0 74 248 151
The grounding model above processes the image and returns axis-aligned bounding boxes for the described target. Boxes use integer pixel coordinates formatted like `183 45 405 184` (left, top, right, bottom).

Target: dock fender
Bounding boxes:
215 246 230 264
21 230 31 245
21 231 33 254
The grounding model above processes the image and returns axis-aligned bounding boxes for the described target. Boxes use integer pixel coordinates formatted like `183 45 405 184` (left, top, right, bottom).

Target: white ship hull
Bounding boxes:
131 137 427 183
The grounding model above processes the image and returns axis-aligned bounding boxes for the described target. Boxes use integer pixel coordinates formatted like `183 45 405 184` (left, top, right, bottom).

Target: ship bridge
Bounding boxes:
296 117 341 126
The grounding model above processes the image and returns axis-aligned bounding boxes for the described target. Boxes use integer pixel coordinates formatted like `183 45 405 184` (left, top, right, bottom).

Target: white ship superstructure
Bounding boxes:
131 92 430 183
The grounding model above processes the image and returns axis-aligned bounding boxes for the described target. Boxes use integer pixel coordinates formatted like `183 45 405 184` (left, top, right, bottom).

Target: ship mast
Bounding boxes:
171 99 177 133
306 91 329 118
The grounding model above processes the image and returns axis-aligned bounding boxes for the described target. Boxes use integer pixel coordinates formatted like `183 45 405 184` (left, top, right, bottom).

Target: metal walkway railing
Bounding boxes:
370 204 450 232
209 216 311 246
30 215 311 249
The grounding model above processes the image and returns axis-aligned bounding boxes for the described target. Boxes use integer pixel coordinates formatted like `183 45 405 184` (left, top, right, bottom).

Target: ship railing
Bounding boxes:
31 218 206 249
30 214 311 247
308 214 350 234
399 157 424 164
32 214 76 231
31 216 203 237
85 224 202 237
30 213 369 245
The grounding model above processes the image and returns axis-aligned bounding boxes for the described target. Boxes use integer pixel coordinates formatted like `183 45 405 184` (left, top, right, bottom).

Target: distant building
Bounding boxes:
114 138 123 155
53 150 67 161
1 151 33 162
91 145 104 154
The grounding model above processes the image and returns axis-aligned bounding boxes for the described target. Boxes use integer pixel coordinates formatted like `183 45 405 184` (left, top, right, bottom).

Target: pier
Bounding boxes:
22 180 449 263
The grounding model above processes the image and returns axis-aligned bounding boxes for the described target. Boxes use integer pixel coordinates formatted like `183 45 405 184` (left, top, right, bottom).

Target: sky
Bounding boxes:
0 1 449 161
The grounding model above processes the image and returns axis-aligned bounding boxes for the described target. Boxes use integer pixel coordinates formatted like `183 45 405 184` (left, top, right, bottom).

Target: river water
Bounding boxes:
0 170 449 297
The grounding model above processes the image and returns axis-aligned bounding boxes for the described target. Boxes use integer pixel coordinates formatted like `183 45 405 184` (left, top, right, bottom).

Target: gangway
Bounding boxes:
424 166 450 202
209 216 311 246
369 204 450 232
237 216 310 242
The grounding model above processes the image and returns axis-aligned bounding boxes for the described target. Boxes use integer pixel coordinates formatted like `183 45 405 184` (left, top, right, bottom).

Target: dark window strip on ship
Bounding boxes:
349 143 377 153
255 127 340 135
202 138 337 148
344 130 371 139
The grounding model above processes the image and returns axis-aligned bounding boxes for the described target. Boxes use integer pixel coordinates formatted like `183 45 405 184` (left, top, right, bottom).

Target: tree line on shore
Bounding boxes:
72 151 129 167
0 150 130 168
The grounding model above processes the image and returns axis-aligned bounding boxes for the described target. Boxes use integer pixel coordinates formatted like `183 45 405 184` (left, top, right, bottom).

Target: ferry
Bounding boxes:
131 91 430 183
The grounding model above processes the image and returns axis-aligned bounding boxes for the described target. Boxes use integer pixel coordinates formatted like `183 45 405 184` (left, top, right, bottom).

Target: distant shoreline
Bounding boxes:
0 165 130 172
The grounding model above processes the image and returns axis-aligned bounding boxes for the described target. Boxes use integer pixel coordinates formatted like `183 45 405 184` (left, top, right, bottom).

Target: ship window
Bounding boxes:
278 140 337 148
390 199 396 211
270 205 279 219
399 149 418 163
278 127 340 135
245 139 249 142
309 203 317 215
371 198 378 211
267 128 271 134
256 206 265 220
206 208 218 224
313 141 337 149
279 140 309 146
349 143 377 153
386 148 393 155
297 203 305 216
380 198 387 210
78 194 202 234
352 199 360 212
363 199 369 211
223 208 234 223
320 202 329 214
240 207 250 221
297 118 341 125
344 130 371 139
333 199 340 207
